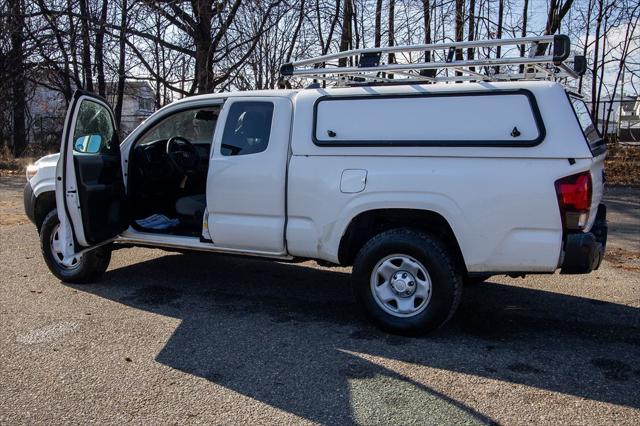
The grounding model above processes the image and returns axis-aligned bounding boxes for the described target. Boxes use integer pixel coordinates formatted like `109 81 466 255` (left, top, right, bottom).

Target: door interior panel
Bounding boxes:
74 153 129 244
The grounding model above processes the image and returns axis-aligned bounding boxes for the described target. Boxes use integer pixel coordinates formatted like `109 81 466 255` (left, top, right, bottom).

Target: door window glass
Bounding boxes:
221 102 274 156
73 100 116 154
138 107 219 145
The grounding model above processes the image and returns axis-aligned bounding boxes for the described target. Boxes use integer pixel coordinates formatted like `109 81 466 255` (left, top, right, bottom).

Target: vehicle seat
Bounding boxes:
175 194 206 227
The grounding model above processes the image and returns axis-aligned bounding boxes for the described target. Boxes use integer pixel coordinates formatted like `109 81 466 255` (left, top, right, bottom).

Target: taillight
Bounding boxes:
555 171 592 231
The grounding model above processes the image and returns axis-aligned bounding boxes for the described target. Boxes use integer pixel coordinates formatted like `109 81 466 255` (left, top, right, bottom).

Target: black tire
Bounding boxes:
40 210 111 284
352 228 463 335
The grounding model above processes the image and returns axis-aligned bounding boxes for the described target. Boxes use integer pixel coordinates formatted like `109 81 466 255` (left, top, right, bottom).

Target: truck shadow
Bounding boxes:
69 251 640 423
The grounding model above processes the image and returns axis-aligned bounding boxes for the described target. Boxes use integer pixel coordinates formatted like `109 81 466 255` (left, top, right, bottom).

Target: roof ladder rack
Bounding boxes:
279 35 586 87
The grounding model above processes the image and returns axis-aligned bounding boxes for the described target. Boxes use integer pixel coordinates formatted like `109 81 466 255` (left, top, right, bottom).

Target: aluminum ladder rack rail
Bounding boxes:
279 35 586 86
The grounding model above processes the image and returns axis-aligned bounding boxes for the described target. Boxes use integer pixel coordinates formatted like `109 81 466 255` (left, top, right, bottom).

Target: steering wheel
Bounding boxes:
166 136 199 175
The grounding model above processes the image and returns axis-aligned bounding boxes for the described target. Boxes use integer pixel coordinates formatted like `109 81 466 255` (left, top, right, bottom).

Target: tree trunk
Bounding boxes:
286 0 306 62
67 0 81 92
114 0 128 127
596 12 609 134
9 0 26 156
322 0 342 55
352 0 360 49
388 0 396 69
536 0 575 56
455 0 464 76
195 0 214 93
455 0 464 51
422 0 431 61
591 0 604 119
78 0 94 92
495 0 504 73
339 0 353 66
375 0 383 47
95 0 109 97
155 12 162 109
467 0 475 69
579 0 595 93
519 0 529 72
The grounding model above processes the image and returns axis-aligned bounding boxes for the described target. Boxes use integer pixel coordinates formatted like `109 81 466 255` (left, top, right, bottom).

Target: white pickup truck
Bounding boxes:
24 38 607 334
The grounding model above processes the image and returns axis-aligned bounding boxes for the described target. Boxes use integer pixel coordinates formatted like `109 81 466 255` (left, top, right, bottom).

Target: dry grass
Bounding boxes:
605 247 640 272
605 144 640 187
0 150 33 177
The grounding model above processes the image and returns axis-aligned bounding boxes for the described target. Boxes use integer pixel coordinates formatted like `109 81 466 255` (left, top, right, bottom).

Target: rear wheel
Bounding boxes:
352 228 463 335
40 210 111 283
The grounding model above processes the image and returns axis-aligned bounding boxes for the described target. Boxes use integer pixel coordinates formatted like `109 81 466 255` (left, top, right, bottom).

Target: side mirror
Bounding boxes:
74 134 103 154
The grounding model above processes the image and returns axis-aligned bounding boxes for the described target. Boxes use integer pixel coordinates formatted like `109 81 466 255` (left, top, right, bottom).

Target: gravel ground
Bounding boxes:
1 176 639 425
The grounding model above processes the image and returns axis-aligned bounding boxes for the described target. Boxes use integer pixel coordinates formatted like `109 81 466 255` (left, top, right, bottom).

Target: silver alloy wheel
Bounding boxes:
50 223 82 269
370 254 432 318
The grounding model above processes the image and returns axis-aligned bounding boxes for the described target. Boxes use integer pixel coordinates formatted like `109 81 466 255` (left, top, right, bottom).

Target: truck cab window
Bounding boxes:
221 102 274 156
73 100 116 154
138 107 218 145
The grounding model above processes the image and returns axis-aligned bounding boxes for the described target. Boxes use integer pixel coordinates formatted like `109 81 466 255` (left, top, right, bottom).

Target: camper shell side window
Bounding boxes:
312 89 546 147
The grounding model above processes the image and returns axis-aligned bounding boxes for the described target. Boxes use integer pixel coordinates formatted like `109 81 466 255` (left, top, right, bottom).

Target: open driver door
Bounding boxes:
54 90 129 265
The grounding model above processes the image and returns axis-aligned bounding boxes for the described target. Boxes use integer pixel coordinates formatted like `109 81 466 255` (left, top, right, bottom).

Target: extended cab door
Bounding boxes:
55 91 129 259
206 97 292 254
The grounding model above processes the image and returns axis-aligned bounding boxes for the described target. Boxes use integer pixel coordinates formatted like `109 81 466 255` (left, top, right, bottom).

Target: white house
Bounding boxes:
595 94 640 140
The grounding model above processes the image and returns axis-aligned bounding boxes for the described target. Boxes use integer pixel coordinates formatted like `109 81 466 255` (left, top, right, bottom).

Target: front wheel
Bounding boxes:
40 210 111 283
352 228 463 335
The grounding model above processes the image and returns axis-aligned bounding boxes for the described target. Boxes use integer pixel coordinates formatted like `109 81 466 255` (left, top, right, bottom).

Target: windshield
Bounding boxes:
139 107 219 146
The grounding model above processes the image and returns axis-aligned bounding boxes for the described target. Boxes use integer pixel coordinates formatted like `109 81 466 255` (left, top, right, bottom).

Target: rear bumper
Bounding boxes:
560 204 607 274
23 181 37 225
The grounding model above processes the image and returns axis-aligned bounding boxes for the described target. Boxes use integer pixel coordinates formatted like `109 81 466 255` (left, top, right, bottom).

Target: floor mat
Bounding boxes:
135 214 180 230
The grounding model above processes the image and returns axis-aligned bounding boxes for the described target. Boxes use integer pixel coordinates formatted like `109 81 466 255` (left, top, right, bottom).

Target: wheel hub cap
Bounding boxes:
390 271 416 296
370 254 433 318
50 224 82 269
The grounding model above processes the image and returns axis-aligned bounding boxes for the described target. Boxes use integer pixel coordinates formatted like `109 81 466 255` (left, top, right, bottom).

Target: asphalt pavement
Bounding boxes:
1 176 639 424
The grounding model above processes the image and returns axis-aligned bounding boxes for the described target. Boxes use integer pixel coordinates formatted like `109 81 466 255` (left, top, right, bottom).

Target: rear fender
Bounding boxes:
322 191 466 263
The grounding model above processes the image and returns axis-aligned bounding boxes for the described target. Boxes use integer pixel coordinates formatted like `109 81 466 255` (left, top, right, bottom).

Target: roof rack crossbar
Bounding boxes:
280 35 577 86
289 35 556 68
289 55 556 76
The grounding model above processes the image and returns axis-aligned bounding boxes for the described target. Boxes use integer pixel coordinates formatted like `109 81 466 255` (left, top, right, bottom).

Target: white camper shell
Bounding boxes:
24 36 607 334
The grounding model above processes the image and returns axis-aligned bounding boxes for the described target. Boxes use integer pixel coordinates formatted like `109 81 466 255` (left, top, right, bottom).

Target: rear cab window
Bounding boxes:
221 102 274 156
568 96 606 156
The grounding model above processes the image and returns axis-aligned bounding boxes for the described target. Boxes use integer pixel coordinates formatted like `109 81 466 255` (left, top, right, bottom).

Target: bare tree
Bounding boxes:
8 0 26 155
422 0 431 61
77 0 93 91
495 0 504 73
467 0 475 68
114 0 127 126
3 0 639 156
375 0 383 47
604 3 640 135
388 0 396 68
339 0 353 66
94 0 109 96
455 0 464 58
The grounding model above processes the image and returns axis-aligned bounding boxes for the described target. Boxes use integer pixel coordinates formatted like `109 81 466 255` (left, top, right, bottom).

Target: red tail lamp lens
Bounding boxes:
555 172 592 230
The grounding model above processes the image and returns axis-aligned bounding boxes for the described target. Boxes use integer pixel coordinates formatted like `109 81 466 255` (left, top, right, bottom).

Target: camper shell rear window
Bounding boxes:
568 96 606 156
313 89 545 147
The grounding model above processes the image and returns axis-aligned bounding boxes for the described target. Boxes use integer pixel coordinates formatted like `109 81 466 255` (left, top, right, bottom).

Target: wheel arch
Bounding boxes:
337 208 467 272
34 191 57 232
